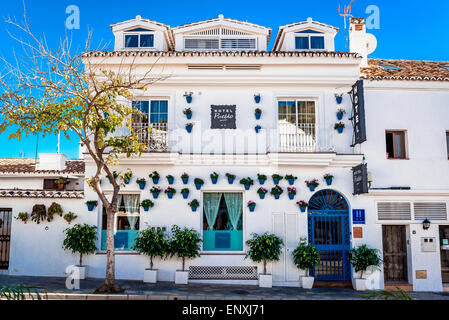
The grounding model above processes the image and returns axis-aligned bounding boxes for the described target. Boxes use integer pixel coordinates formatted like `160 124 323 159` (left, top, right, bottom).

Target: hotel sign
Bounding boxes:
350 80 367 147
352 163 368 195
211 105 236 129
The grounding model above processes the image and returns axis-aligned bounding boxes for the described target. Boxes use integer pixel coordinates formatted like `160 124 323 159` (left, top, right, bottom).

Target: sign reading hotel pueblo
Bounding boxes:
211 105 236 129
352 163 368 195
349 80 367 147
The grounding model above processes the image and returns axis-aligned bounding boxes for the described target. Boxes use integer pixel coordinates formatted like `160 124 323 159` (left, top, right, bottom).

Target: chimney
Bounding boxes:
349 17 377 67
36 153 67 171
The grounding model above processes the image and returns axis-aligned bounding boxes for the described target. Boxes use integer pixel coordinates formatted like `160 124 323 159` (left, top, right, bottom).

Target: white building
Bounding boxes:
1 15 448 292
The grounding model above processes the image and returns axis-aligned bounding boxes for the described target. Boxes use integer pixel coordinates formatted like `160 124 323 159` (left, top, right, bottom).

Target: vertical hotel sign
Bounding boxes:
350 80 367 147
352 163 368 195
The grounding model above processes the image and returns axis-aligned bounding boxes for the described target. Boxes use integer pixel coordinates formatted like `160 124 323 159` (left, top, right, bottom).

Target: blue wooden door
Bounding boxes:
307 190 351 281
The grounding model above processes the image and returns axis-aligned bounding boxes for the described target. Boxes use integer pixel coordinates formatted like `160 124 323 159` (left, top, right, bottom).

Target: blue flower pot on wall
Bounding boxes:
182 177 189 184
274 194 280 199
337 112 344 120
138 182 146 190
255 126 261 133
259 193 265 199
152 192 159 199
124 178 130 185
87 204 95 211
152 177 159 184
186 113 192 119
211 177 218 184
167 193 174 199
191 206 198 212
244 184 251 190
227 177 235 184
195 183 202 190
249 206 255 212
308 185 316 192
336 96 343 104
182 192 189 199
258 178 266 185
143 207 150 212
326 178 333 186
167 177 174 184
273 178 280 184
337 126 344 134
186 125 193 133
287 179 295 185
255 112 261 120
288 193 295 200
254 95 261 103
186 95 192 103
299 206 307 213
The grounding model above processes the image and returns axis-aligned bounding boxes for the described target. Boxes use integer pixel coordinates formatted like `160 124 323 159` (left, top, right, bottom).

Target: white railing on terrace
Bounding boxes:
278 121 334 153
132 124 168 152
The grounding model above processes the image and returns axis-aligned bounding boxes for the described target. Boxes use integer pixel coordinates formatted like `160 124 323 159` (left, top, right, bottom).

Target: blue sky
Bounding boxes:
1 0 448 159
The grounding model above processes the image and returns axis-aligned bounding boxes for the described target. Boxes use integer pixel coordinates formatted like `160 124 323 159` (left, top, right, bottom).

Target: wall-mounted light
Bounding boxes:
422 218 431 230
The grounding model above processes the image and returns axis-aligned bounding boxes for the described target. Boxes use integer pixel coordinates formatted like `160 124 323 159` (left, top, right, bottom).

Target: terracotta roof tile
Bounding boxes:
362 58 449 81
0 159 85 174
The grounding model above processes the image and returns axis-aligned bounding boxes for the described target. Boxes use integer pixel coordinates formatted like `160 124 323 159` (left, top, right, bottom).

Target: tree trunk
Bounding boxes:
182 257 185 271
360 270 364 279
263 260 267 275
105 207 116 286
79 253 83 267
150 256 153 270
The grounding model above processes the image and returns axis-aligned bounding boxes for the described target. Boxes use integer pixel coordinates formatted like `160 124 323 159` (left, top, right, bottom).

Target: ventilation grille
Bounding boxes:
184 38 219 50
222 28 251 36
225 65 261 70
221 38 256 49
377 202 412 220
189 28 220 36
189 266 258 280
414 202 447 221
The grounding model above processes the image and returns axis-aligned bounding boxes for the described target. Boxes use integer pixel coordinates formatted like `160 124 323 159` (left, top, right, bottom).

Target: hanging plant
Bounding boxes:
335 93 343 104
55 178 68 190
183 107 192 119
141 199 155 212
305 179 319 192
255 108 262 120
247 201 256 212
210 172 219 184
31 204 47 224
149 171 160 184
272 174 283 184
122 169 133 184
166 175 175 184
194 178 204 190
257 173 267 185
226 173 236 184
287 187 297 200
334 122 345 134
254 93 261 104
239 177 254 190
181 188 190 199
285 174 297 185
324 173 334 186
48 202 63 221
257 187 268 199
296 200 308 212
270 185 283 199
165 187 176 199
136 178 146 190
15 212 29 223
254 125 261 133
63 212 78 224
86 200 98 211
186 123 194 133
184 92 193 104
188 199 200 212
150 186 162 199
336 108 346 120
181 172 189 184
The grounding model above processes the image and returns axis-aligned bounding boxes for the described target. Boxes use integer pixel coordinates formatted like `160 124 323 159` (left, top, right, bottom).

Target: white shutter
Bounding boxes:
414 202 447 221
184 38 219 50
272 213 285 282
377 202 411 220
220 38 256 49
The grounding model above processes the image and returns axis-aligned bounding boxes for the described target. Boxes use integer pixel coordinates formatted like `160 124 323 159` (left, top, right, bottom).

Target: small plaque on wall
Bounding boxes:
353 227 363 238
416 270 427 279
211 105 236 129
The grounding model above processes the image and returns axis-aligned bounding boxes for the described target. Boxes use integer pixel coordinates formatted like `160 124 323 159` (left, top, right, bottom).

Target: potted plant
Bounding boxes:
165 186 176 199
285 174 297 185
149 171 160 184
324 173 334 186
348 245 382 291
186 123 194 133
181 188 190 199
188 199 200 212
239 177 254 190
15 212 29 223
63 212 77 224
184 91 193 104
335 93 343 104
55 178 67 190
257 173 267 185
107 171 118 184
254 125 261 133
30 204 47 224
270 185 283 199
254 93 261 104
194 178 204 190
247 201 256 212
272 174 283 184
150 186 162 199
255 108 262 120
183 107 192 119
166 174 175 185
210 172 219 184
62 224 97 280
245 232 284 288
169 225 202 284
336 108 346 120
287 186 297 200
257 187 268 199
48 202 63 221
226 173 236 184
133 228 169 283
181 172 189 184
292 243 321 289
305 179 319 192
141 199 155 212
136 178 146 190
122 169 133 184
296 200 308 213
334 122 345 134
86 200 98 211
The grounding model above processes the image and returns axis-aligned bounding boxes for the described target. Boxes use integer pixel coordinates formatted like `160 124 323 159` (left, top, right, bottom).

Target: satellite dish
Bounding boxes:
366 33 377 55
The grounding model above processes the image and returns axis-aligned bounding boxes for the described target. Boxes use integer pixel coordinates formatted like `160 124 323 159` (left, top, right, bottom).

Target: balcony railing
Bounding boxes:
132 124 168 152
278 122 334 153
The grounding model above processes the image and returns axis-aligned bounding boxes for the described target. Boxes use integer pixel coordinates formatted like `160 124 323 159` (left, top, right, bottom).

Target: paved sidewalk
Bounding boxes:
1 275 448 300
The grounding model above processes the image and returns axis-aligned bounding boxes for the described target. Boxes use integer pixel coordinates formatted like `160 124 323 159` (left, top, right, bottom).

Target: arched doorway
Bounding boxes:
307 189 351 281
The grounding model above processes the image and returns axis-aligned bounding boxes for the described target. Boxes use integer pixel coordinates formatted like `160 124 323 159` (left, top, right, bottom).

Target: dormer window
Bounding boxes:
295 30 325 50
124 28 154 48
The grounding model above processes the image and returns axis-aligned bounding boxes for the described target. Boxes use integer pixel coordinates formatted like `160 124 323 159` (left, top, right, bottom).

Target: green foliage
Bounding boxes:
54 178 67 185
285 174 297 180
15 212 29 223
48 202 63 221
168 225 202 271
181 172 189 179
31 204 47 224
292 243 321 276
149 171 160 179
181 188 190 194
136 178 146 184
141 199 154 208
239 177 254 185
362 288 413 300
150 186 161 193
122 169 133 180
132 228 169 269
62 224 98 266
271 174 283 180
270 185 283 195
334 122 345 129
166 174 174 179
245 232 284 274
164 187 176 194
0 285 47 300
194 178 204 185
63 212 78 223
86 200 98 206
210 172 219 179
188 199 199 207
348 244 382 279
183 107 192 115
256 173 267 180
225 173 236 179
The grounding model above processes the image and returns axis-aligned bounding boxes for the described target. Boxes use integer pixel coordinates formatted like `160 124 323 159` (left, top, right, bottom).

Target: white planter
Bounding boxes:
175 270 189 284
353 278 367 291
258 274 272 288
73 266 86 280
143 269 158 283
301 276 314 289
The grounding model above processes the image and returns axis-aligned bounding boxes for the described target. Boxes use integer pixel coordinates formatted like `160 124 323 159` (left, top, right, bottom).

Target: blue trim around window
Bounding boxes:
295 37 309 50
311 36 325 49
